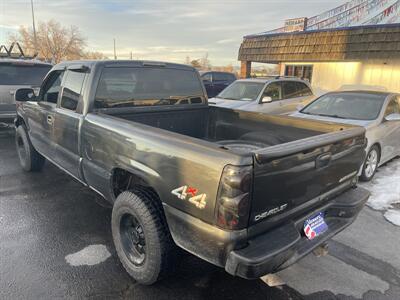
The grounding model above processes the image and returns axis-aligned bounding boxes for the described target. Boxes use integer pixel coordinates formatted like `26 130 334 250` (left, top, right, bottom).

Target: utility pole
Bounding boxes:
113 38 117 60
130 51 133 60
30 0 38 55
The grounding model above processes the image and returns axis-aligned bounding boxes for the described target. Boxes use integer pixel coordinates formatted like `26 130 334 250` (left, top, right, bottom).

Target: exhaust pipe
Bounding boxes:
313 242 329 257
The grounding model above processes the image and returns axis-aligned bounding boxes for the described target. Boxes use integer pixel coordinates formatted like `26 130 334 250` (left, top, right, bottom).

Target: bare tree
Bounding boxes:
190 59 202 69
10 20 90 63
199 53 211 70
83 51 108 60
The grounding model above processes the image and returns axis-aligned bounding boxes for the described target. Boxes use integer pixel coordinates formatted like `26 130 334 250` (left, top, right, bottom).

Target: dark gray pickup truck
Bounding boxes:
14 60 370 285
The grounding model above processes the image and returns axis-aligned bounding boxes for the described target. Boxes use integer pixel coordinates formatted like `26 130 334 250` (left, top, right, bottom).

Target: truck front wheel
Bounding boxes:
111 190 177 285
15 125 45 172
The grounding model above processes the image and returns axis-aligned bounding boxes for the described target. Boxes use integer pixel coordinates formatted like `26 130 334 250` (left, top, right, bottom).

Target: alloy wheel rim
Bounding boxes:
365 149 378 178
120 213 146 266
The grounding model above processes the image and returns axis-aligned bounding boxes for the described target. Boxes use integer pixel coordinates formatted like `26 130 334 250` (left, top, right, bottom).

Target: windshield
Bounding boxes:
301 92 387 120
217 81 264 101
0 63 51 86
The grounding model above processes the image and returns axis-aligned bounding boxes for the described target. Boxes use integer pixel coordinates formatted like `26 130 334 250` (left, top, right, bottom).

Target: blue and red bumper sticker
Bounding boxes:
303 212 328 240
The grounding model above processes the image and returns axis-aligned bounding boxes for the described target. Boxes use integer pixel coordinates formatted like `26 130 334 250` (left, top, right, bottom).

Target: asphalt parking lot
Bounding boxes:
1 125 399 300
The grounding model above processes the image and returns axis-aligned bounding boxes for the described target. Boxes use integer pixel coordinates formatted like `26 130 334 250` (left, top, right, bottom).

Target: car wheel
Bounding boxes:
111 189 177 285
360 145 380 182
15 125 45 172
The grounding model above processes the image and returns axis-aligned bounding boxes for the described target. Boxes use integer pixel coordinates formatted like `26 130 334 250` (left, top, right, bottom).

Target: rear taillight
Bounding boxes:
216 165 252 230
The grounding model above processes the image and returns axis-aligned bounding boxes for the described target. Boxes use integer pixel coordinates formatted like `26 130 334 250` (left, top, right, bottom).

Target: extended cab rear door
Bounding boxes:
52 68 88 180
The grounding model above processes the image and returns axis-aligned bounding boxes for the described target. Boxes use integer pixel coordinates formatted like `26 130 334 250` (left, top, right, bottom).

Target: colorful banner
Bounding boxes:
307 0 393 30
307 0 366 27
245 0 400 38
364 0 400 24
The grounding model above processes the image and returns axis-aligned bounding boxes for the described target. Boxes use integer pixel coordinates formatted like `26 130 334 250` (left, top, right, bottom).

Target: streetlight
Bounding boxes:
30 0 38 54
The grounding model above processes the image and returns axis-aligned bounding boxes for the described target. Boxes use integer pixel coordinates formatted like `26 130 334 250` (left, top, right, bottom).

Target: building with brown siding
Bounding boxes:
238 23 400 95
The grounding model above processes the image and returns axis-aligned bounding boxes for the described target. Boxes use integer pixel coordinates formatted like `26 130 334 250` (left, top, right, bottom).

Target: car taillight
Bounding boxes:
216 165 252 230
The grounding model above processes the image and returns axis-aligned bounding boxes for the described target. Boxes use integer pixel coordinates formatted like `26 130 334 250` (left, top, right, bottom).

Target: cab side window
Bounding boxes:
296 82 312 96
214 73 235 82
60 70 86 112
282 81 301 99
385 97 400 116
263 82 282 101
202 73 212 82
41 71 64 103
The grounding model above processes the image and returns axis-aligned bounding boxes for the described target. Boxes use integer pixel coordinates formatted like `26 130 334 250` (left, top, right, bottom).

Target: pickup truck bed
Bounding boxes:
102 104 366 228
15 60 369 285
105 105 322 150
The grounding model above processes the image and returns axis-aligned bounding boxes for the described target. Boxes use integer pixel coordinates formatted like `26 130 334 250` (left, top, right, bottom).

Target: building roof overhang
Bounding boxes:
238 23 400 64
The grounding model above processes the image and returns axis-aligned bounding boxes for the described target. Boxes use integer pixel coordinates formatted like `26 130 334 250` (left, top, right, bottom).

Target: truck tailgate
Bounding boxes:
249 127 366 227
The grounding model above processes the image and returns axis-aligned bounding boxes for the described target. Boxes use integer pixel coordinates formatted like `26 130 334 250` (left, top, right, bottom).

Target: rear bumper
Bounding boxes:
224 186 370 279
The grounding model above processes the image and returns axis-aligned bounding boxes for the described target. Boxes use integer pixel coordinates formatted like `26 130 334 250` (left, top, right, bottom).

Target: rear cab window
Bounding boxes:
94 67 205 109
0 62 51 86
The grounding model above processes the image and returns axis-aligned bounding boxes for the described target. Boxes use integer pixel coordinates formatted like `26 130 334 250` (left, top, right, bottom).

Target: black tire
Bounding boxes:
15 125 45 172
360 145 380 182
111 189 177 285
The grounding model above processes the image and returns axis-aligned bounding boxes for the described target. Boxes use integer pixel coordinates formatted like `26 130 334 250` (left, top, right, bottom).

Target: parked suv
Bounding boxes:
200 71 236 98
0 58 52 122
209 77 315 115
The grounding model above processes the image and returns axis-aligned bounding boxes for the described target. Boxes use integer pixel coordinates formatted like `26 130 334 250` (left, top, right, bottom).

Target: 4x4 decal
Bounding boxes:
171 186 207 209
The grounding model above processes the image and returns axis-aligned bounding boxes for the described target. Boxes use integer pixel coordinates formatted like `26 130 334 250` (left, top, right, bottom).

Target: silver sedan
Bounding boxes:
291 91 400 181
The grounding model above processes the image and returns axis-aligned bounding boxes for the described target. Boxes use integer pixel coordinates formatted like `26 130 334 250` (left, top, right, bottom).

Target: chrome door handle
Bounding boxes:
47 115 54 125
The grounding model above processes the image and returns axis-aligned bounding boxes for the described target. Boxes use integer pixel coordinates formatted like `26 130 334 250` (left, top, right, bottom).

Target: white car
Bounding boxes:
291 91 400 181
208 77 315 115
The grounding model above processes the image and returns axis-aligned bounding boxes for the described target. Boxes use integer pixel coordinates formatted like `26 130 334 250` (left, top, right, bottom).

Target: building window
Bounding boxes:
285 65 313 82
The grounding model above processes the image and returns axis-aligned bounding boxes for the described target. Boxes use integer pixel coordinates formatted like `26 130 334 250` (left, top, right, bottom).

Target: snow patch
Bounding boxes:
65 244 111 266
362 158 400 210
360 158 400 226
384 210 400 227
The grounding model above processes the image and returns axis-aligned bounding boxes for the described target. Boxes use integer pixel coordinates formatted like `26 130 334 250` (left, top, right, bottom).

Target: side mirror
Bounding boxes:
261 96 272 103
15 88 36 102
385 113 400 122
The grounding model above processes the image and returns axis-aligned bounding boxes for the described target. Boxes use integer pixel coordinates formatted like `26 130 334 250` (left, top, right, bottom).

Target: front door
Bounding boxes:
259 81 282 113
27 70 64 159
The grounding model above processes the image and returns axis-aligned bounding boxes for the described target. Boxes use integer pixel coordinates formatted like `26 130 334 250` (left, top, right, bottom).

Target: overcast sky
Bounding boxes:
0 0 346 65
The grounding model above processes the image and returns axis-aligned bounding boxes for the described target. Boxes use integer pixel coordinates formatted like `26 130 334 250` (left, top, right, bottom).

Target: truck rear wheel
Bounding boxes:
15 125 45 172
111 189 177 285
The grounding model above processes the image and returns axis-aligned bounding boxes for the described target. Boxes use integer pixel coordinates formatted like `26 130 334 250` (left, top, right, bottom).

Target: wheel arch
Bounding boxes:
369 142 382 163
110 167 163 204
